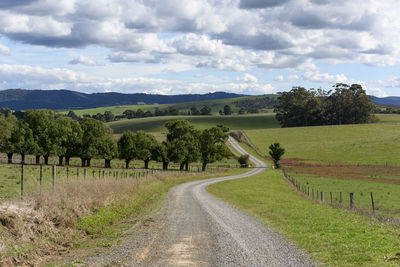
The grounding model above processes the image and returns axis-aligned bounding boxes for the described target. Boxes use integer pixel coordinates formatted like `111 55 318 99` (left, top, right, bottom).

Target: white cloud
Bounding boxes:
0 64 92 89
0 0 398 96
236 73 258 83
0 41 10 55
302 70 349 84
274 75 284 82
69 55 97 66
0 0 398 69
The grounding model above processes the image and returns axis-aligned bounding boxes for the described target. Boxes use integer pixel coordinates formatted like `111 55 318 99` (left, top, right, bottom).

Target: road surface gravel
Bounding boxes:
81 137 314 267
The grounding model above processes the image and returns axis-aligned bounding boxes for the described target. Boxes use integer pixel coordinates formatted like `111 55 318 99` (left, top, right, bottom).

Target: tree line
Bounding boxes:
0 109 231 171
274 83 377 127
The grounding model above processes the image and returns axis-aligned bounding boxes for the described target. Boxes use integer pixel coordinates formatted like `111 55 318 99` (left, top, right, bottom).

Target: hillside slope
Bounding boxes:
0 89 245 110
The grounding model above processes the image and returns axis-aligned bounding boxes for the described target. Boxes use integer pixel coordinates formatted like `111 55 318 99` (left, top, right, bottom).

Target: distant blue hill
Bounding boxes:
0 89 246 110
371 96 400 106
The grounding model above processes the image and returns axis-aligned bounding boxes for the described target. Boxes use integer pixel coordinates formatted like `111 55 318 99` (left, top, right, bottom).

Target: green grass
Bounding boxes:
246 114 400 165
60 94 277 116
208 169 400 266
108 113 279 134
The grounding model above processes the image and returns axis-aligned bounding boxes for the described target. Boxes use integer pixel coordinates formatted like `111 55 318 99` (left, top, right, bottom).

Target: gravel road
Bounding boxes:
80 137 314 267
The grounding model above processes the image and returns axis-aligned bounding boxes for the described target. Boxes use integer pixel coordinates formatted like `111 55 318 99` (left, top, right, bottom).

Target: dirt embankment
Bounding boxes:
0 175 163 266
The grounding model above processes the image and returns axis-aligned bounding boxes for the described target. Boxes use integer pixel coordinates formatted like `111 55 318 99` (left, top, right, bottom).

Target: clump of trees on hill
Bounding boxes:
235 96 278 114
274 83 377 127
70 105 213 123
188 105 212 115
0 110 231 171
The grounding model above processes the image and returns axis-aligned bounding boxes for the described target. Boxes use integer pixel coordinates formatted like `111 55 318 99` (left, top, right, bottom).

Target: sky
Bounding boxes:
0 0 399 97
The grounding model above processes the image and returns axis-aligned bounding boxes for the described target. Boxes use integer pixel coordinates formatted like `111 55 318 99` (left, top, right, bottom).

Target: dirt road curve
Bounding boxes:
83 137 313 267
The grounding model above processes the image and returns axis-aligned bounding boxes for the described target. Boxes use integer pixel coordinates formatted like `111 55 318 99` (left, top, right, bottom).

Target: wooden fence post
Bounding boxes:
370 192 375 213
350 192 354 209
321 191 324 202
307 187 310 196
39 164 43 193
52 165 56 192
20 163 24 200
77 168 79 177
339 192 342 204
330 192 333 204
67 166 69 179
84 168 87 179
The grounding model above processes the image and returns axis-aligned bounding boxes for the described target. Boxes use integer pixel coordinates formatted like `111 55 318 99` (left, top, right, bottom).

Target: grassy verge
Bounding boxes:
76 167 245 236
208 169 400 266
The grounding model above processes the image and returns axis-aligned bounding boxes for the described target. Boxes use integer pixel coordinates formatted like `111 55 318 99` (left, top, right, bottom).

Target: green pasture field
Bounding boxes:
59 94 277 116
208 169 400 266
108 113 279 134
245 114 400 166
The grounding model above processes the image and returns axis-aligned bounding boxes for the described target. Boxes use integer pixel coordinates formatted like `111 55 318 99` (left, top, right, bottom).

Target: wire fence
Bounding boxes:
281 168 400 220
0 159 237 201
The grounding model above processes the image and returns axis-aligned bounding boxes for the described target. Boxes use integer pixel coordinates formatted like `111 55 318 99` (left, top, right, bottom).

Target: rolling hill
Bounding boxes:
371 96 400 106
0 89 246 110
66 94 278 116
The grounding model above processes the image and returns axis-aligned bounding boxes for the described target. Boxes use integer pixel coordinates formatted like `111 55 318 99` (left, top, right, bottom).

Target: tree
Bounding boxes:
144 111 153 117
274 87 324 127
118 131 136 169
99 135 118 168
274 84 376 127
223 105 232 115
152 141 172 170
80 118 113 167
154 108 163 116
167 108 179 115
135 109 145 118
325 84 376 125
238 154 250 168
52 117 82 166
123 110 136 119
165 120 200 171
0 114 18 163
24 109 56 164
134 131 157 169
190 106 200 115
200 106 211 115
199 126 230 171
104 111 115 122
269 143 285 168
92 113 105 122
11 121 37 164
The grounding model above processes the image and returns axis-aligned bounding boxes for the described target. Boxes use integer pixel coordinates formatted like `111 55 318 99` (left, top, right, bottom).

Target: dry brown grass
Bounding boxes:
0 170 209 266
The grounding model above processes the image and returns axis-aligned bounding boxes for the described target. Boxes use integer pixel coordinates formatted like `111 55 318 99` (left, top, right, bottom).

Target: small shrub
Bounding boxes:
238 154 250 168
